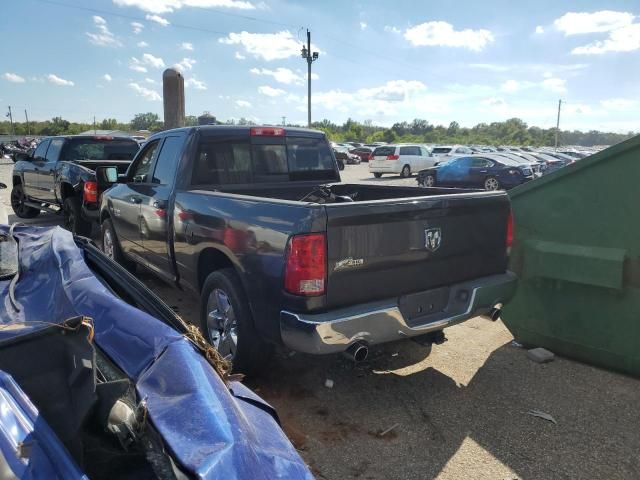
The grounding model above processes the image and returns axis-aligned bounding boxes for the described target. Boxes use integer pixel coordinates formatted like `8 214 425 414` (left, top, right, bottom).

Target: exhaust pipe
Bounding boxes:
483 307 502 321
343 342 369 362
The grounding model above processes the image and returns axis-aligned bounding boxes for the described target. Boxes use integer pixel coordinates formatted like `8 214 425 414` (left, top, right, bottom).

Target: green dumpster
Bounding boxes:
502 135 640 376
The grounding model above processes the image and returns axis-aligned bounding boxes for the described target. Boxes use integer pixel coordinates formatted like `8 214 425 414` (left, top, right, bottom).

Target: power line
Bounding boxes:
33 0 301 34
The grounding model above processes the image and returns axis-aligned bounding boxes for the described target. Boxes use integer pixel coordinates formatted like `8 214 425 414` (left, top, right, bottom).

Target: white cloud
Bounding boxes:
258 85 286 97
481 97 507 107
250 67 304 85
541 77 566 93
600 98 636 110
357 79 426 102
234 51 246 59
535 25 544 34
2 72 25 83
220 30 320 61
235 100 252 107
174 57 196 71
129 82 161 100
103 73 112 82
180 42 194 50
360 22 367 30
554 11 634 35
384 25 401 34
145 77 158 84
113 0 256 14
86 15 122 47
137 41 149 47
130 62 147 73
404 21 494 51
47 74 75 86
146 14 170 26
142 53 166 68
131 21 144 34
185 77 207 90
501 79 521 92
571 24 640 54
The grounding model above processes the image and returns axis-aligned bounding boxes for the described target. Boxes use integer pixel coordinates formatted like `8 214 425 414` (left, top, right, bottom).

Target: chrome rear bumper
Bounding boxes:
280 272 517 354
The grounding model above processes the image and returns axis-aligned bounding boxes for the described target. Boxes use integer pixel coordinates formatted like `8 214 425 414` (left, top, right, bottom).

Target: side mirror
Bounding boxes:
13 152 31 163
95 166 118 190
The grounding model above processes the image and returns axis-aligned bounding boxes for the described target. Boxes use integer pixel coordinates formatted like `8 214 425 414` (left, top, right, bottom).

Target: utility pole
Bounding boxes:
7 106 14 136
281 116 286 126
24 109 30 135
93 115 97 134
300 29 319 128
554 99 562 151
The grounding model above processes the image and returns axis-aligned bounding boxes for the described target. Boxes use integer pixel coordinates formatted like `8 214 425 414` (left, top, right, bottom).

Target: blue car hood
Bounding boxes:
0 225 313 479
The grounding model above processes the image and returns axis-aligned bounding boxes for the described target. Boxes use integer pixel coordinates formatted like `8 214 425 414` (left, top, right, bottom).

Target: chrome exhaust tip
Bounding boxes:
343 342 369 362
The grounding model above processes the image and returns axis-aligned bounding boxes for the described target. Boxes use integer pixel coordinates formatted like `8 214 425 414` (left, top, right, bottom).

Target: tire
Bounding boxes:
373 172 383 178
400 165 411 178
484 176 501 191
424 174 436 187
63 196 92 236
200 268 273 376
10 184 40 218
102 218 136 271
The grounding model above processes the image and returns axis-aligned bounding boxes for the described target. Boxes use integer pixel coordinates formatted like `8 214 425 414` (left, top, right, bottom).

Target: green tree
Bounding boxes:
130 112 160 131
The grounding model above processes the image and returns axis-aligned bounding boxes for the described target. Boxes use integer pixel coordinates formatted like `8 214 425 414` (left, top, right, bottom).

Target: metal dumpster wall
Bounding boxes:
502 135 640 376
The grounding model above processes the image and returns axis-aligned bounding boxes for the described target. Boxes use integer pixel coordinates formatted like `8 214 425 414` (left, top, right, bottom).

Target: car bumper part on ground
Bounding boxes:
280 272 517 354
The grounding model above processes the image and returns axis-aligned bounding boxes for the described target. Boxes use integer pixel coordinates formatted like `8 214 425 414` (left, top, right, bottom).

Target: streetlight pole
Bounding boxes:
555 99 562 151
7 106 14 136
300 29 318 128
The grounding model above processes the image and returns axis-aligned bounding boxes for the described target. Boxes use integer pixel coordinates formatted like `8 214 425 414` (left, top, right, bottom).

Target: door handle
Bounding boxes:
480 170 488 173
152 200 166 209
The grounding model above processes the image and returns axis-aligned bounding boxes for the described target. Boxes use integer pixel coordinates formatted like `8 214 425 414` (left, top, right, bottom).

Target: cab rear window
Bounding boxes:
372 146 395 157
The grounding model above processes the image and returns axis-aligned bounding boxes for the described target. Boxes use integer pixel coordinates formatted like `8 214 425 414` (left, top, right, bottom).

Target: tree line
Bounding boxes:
0 114 634 147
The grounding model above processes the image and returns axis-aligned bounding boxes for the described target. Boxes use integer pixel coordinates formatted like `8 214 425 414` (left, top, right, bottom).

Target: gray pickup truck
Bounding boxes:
97 125 517 374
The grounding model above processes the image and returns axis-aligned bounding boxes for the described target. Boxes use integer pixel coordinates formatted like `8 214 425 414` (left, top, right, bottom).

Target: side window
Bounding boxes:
45 138 64 162
420 147 428 156
456 157 475 168
399 146 412 156
32 140 50 161
411 146 422 156
129 139 160 182
152 136 182 185
192 142 251 185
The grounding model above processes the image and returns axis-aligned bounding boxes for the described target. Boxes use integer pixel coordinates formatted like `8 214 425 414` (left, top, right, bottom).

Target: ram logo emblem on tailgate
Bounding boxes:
334 257 364 271
425 228 442 252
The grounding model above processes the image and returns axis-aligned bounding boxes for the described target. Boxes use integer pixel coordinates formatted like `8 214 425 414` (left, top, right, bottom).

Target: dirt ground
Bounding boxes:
2 160 639 479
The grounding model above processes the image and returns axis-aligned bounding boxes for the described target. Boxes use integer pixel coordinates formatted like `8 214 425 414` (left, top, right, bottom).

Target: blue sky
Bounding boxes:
1 0 638 132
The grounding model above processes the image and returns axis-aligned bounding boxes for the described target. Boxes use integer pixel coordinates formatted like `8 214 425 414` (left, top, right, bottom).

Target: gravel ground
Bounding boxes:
2 160 639 479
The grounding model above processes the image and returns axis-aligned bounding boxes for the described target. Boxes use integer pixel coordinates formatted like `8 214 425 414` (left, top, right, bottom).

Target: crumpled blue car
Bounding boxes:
0 225 313 480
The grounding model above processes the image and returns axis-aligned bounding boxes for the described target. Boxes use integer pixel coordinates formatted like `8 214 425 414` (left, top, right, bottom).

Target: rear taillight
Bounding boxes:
386 155 400 160
368 153 375 161
284 233 326 296
506 211 514 250
83 181 98 203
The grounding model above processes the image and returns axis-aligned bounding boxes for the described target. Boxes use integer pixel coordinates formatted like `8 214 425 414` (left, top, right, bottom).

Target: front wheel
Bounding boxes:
400 165 411 178
200 268 272 375
484 176 501 191
102 218 136 271
373 172 383 178
424 174 436 187
10 184 40 218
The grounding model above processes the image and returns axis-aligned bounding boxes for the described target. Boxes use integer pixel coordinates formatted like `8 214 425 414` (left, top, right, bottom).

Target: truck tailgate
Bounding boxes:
324 192 510 308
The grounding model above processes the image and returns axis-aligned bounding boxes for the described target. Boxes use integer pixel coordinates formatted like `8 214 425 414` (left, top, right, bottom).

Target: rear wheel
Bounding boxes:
201 268 272 376
424 174 436 187
63 197 92 236
10 184 40 218
484 176 501 191
400 165 411 178
373 172 383 178
102 218 136 271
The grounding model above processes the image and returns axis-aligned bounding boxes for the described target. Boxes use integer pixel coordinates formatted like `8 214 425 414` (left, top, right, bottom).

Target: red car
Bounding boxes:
349 147 373 162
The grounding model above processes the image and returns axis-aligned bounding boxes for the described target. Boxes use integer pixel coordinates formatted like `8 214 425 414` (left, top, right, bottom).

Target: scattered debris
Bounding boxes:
288 351 296 357
526 410 557 424
324 378 334 389
379 423 399 437
527 347 555 364
510 340 523 348
391 352 399 357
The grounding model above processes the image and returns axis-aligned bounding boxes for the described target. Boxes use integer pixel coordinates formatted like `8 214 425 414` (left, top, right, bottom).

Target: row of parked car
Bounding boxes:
336 141 596 190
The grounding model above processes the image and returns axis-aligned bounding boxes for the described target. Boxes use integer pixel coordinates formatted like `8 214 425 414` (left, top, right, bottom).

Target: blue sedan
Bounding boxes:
416 155 535 190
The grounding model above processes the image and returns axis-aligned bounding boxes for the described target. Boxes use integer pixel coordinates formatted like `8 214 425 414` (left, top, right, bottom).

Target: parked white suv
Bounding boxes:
369 144 435 178
431 145 474 157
